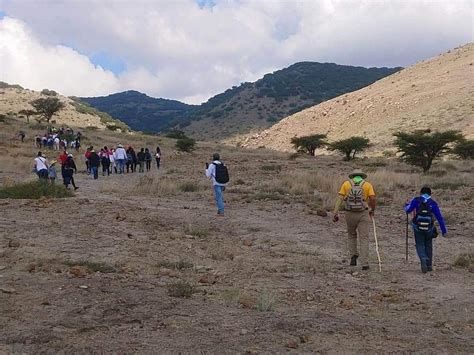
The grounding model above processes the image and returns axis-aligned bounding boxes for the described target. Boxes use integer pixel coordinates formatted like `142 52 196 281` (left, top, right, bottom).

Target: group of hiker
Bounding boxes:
83 144 161 179
33 146 448 274
34 126 82 152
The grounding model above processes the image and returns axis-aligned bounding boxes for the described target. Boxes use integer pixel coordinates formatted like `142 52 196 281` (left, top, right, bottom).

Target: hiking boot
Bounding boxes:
362 266 370 271
421 262 428 273
74 187 79 190
350 255 358 266
427 266 433 272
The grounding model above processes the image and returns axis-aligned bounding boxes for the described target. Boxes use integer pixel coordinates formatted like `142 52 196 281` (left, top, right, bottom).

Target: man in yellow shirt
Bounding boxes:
333 169 376 270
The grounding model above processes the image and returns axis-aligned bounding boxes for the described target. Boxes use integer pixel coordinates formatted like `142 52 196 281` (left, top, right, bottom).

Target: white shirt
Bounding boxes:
34 157 48 171
205 160 226 186
114 147 127 160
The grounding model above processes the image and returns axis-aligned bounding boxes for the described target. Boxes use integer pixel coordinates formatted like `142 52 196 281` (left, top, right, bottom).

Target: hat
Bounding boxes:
68 154 74 158
50 160 57 165
117 143 123 148
348 169 367 179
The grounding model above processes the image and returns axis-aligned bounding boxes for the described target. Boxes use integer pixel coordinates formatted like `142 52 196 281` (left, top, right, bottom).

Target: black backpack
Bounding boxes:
413 198 434 232
213 162 229 184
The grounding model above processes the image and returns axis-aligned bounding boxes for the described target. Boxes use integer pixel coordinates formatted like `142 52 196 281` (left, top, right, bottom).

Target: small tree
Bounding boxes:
393 130 464 172
30 97 65 123
290 134 327 156
176 136 196 152
18 109 37 123
329 137 371 160
452 139 474 159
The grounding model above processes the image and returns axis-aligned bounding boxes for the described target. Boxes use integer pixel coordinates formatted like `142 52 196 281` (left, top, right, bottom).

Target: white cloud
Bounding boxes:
0 0 472 104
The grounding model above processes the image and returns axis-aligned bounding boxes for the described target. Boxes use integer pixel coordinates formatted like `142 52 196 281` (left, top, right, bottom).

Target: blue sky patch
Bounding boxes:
0 10 7 19
197 0 216 9
90 51 126 74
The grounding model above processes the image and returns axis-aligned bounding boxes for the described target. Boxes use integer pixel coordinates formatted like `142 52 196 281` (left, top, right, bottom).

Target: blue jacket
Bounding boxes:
404 195 447 235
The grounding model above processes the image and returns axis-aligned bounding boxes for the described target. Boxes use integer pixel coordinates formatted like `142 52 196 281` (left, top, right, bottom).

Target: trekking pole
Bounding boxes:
405 213 409 262
371 216 382 272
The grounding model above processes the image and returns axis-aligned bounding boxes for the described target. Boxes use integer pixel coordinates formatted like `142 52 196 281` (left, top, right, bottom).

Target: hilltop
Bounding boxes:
81 63 400 138
239 44 474 152
0 83 129 132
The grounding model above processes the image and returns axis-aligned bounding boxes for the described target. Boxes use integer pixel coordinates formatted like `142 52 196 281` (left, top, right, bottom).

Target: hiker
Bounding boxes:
35 135 42 148
155 146 161 170
100 147 111 176
58 149 69 184
84 146 92 175
89 149 101 180
63 154 78 190
114 144 127 174
48 160 57 183
126 146 137 173
137 148 146 173
332 169 376 270
109 148 117 174
145 148 152 172
404 186 447 273
33 151 49 180
205 153 229 216
18 131 25 142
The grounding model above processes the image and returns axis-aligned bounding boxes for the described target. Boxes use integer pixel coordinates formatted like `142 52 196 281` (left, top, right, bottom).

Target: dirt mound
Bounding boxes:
237 43 474 152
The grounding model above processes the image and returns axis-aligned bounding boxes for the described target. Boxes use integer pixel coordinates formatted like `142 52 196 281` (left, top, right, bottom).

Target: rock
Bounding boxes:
69 266 88 278
316 209 328 217
352 272 359 276
79 285 89 289
286 339 299 349
199 274 217 285
240 329 248 335
0 286 16 294
242 238 253 247
8 239 20 248
299 334 310 343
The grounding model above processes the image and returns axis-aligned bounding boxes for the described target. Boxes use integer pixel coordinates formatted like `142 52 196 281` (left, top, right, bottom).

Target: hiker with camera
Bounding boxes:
205 153 229 216
404 186 447 273
332 169 376 271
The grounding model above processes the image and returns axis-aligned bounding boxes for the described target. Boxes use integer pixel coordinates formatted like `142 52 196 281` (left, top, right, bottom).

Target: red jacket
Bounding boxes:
58 152 68 166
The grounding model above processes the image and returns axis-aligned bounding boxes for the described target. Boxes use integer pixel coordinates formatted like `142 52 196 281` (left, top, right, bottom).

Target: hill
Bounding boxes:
239 44 474 152
0 82 129 132
81 63 401 138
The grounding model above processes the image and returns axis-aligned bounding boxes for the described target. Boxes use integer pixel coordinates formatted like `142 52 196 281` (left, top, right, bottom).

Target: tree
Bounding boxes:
291 134 327 156
393 130 464 172
18 109 37 123
452 139 474 159
329 137 371 160
176 136 196 152
30 97 65 123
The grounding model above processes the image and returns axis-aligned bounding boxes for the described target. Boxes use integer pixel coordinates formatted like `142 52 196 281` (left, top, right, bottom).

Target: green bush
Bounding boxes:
166 130 187 139
291 134 327 156
176 137 196 152
329 136 371 160
167 281 195 298
0 181 74 199
452 139 474 160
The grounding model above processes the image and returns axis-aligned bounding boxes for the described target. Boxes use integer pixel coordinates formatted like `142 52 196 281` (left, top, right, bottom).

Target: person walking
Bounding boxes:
205 153 229 216
84 146 92 175
89 149 101 180
145 148 152 172
114 144 127 174
100 148 111 176
109 148 117 174
33 152 49 180
332 169 376 270
63 154 78 190
155 146 161 170
48 160 57 183
137 148 146 173
404 186 447 273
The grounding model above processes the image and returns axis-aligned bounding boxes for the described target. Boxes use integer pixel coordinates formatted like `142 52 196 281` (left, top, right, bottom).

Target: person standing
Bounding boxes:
404 186 447 273
63 154 78 190
89 149 101 180
100 148 110 176
145 148 152 172
114 144 127 174
137 148 146 173
332 169 376 270
109 148 117 174
205 153 229 216
48 160 57 183
33 152 49 180
155 146 161 170
58 149 68 184
84 146 93 175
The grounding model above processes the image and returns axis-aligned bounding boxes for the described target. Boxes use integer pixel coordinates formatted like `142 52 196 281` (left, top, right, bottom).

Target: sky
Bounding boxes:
0 0 472 104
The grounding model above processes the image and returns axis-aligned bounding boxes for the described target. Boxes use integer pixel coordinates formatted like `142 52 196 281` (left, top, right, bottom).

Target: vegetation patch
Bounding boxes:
261 164 282 172
256 291 277 312
167 281 195 298
158 260 194 270
0 181 74 199
179 181 201 192
453 253 473 269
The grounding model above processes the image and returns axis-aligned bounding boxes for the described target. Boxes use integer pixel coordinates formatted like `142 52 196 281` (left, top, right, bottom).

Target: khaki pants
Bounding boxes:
345 211 369 267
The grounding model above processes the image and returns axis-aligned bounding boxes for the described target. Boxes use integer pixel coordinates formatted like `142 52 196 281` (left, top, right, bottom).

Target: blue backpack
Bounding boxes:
413 198 434 232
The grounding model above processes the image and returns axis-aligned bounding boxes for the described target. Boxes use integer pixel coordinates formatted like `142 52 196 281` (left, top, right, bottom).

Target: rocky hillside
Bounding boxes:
0 83 129 131
238 44 474 152
81 63 401 138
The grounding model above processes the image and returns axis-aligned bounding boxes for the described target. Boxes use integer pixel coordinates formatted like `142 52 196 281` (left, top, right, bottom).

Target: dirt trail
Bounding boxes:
0 165 473 353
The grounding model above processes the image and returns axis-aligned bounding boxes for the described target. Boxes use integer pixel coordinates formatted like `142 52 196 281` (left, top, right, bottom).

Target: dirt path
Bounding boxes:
1 167 473 353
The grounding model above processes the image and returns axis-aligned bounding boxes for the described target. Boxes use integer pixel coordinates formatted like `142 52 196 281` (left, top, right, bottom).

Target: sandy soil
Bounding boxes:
0 142 473 353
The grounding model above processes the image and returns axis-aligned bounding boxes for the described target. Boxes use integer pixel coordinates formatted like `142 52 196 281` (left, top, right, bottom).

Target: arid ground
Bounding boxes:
0 120 473 353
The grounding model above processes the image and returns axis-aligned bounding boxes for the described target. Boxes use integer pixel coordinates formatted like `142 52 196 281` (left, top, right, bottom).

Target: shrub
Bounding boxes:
453 253 473 269
256 291 277 312
0 181 74 199
31 97 65 123
261 164 282 172
329 137 371 160
167 281 195 298
290 134 327 156
393 130 464 172
178 181 200 192
176 137 196 152
452 139 474 159
166 130 187 139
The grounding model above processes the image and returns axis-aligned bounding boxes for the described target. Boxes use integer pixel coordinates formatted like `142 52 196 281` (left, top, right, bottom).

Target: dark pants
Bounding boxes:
63 169 77 188
37 169 48 180
91 166 99 180
414 230 433 268
146 160 151 171
102 159 110 176
155 158 160 169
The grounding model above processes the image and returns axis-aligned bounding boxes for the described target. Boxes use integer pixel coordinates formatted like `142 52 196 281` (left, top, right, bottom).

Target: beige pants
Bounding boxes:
345 210 369 267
